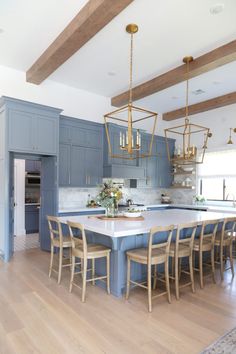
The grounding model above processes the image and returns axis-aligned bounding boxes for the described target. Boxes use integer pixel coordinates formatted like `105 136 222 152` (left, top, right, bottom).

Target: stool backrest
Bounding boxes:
47 215 63 247
220 217 236 243
175 221 199 253
67 221 87 256
148 225 175 264
198 219 221 247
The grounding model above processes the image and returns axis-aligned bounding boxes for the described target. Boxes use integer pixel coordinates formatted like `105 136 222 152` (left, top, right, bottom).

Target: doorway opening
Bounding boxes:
14 158 41 252
8 152 58 261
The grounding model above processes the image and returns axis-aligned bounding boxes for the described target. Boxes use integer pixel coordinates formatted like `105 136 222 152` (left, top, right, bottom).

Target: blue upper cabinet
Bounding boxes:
156 137 175 188
6 97 61 155
137 133 158 188
59 116 103 187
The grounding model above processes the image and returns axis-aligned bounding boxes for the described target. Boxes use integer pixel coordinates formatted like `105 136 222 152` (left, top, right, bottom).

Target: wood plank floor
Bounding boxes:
1 249 236 354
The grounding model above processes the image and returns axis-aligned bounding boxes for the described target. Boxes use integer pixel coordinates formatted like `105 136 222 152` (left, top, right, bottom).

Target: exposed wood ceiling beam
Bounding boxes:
26 0 134 84
162 92 236 121
111 40 236 107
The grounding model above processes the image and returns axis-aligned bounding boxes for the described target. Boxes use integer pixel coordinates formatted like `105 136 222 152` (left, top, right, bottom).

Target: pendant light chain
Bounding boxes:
185 59 190 125
129 32 134 104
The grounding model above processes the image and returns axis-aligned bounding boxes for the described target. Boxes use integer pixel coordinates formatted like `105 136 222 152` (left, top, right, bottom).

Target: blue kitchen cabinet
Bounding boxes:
8 100 59 155
25 160 41 173
137 133 158 188
156 138 174 188
59 144 70 186
59 116 103 187
25 204 39 234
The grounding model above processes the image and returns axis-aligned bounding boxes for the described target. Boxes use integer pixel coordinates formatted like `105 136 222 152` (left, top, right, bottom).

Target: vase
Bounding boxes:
106 200 118 218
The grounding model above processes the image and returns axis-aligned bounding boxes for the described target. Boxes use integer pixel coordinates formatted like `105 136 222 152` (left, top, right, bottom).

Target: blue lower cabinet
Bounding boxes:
25 205 39 234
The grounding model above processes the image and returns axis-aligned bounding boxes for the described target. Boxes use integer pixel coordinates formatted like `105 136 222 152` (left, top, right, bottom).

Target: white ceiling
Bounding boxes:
0 0 236 113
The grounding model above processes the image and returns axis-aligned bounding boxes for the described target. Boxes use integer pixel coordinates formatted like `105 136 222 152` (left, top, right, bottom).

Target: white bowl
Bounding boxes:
182 167 194 172
124 211 141 218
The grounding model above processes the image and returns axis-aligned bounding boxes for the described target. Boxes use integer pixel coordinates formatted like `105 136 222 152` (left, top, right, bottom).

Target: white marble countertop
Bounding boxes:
57 209 234 238
58 203 236 214
58 206 106 213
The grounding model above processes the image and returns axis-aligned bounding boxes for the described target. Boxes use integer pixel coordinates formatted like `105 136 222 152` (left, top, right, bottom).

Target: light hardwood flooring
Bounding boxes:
1 249 236 354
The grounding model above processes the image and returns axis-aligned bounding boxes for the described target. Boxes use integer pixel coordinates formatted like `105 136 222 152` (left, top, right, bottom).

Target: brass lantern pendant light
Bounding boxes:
164 56 212 165
104 24 158 160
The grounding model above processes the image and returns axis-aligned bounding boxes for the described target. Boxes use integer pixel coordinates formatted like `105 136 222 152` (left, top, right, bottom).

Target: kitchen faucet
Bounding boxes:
226 193 236 207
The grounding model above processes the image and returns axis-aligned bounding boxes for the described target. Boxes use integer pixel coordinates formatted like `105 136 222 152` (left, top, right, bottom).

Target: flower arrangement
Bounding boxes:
96 181 122 213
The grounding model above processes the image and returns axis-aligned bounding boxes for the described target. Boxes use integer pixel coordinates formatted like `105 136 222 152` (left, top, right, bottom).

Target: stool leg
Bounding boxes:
126 257 131 300
153 265 157 290
69 247 72 271
148 264 152 312
211 248 216 283
49 245 54 278
92 258 95 285
69 255 75 293
106 253 110 294
82 258 87 303
165 259 171 304
175 256 180 300
199 251 203 289
189 253 195 293
58 247 63 284
220 246 224 280
229 243 234 278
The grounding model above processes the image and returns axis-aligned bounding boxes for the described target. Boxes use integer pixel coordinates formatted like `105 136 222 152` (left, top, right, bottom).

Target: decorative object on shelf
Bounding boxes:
164 56 212 165
227 128 236 144
96 181 122 217
104 23 158 160
161 193 171 204
194 194 206 205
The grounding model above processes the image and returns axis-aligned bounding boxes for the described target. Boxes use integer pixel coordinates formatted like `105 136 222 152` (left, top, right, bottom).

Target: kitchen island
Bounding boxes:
58 209 233 297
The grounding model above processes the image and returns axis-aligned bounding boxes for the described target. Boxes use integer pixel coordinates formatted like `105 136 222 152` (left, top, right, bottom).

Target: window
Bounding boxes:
198 149 236 201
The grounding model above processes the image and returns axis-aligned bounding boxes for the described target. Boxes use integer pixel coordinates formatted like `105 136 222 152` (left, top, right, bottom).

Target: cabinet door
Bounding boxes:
25 160 35 172
70 145 86 187
86 148 103 187
87 129 101 149
59 144 70 186
157 157 172 187
8 110 33 152
35 115 58 155
25 206 39 234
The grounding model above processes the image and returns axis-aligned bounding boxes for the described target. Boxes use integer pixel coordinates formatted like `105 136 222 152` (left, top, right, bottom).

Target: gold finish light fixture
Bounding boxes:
104 24 158 160
227 128 236 144
164 56 212 165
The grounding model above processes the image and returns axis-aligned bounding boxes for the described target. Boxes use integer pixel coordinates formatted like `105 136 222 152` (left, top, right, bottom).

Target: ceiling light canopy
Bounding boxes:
227 127 236 144
104 24 158 160
164 56 212 165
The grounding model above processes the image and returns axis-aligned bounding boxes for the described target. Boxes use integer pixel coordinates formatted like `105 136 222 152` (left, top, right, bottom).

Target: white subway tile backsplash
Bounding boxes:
59 185 195 209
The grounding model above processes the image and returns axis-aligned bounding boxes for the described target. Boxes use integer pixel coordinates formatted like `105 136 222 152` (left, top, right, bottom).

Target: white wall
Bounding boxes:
0 65 112 123
170 103 236 151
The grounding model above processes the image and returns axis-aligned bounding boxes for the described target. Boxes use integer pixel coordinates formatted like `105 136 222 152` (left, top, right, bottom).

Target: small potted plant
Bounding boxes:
194 195 206 205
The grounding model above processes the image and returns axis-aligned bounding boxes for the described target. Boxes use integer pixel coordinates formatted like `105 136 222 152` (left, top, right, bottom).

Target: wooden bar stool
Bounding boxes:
214 217 236 280
67 221 111 303
126 225 174 313
169 222 198 300
193 219 220 289
47 215 77 284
